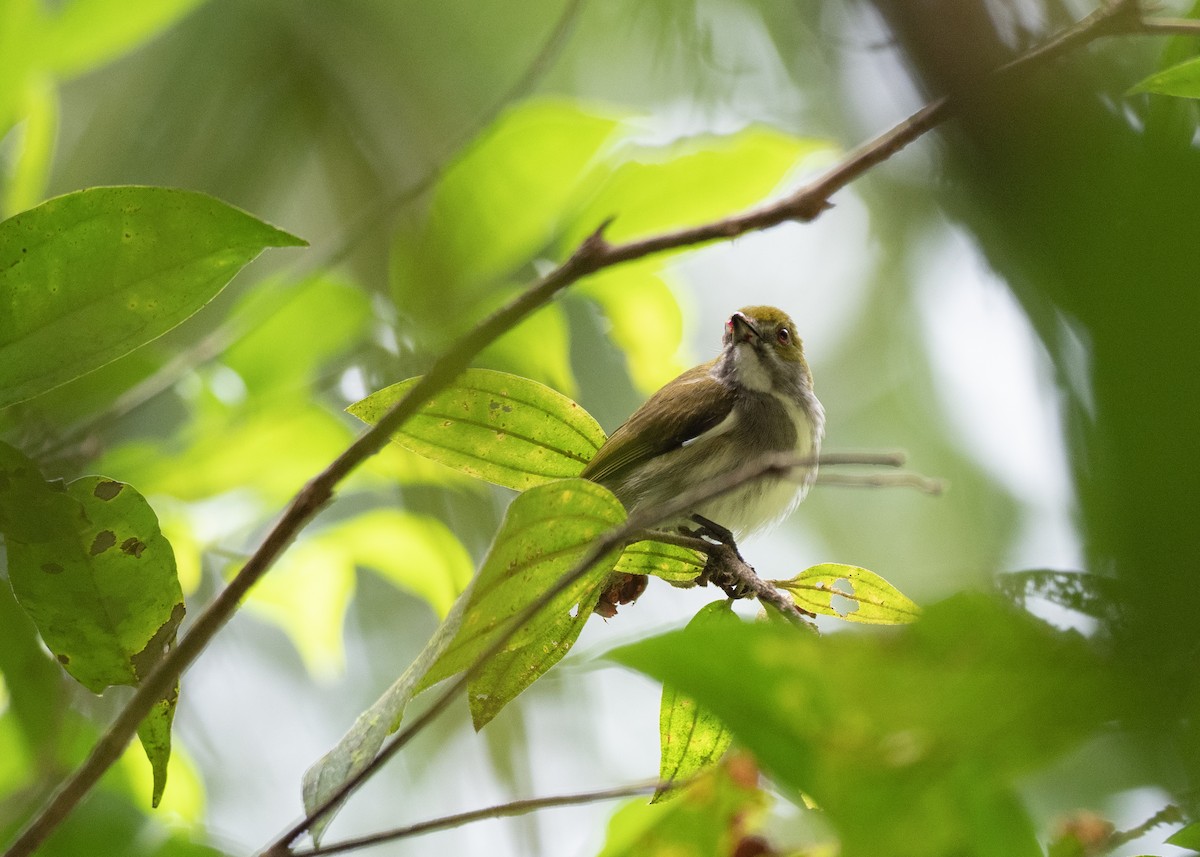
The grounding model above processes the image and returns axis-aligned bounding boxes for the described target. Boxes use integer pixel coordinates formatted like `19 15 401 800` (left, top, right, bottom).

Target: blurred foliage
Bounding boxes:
1 1 1199 856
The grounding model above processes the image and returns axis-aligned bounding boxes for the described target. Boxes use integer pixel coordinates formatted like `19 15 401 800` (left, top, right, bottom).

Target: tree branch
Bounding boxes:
290 780 661 857
1 4 1169 855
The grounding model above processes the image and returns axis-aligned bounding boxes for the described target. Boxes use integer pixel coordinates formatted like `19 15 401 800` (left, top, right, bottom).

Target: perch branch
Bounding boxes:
2 3 1169 855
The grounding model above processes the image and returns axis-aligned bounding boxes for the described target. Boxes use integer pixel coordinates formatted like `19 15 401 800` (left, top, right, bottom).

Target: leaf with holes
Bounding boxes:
0 186 305 407
773 563 920 625
348 369 607 491
655 600 739 802
5 475 184 805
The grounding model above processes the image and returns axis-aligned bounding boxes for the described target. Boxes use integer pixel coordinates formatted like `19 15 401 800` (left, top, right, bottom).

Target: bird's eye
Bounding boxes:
776 327 790 345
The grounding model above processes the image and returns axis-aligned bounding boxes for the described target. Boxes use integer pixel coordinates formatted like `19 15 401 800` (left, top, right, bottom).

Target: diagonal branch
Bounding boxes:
0 3 1162 855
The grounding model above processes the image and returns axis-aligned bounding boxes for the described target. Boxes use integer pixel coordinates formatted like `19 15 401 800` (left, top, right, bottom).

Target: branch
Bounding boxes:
0 4 1160 856
290 780 660 857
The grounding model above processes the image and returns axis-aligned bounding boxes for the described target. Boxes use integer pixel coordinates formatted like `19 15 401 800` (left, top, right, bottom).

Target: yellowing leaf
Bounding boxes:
420 478 623 690
774 563 920 625
656 600 739 802
348 369 606 491
613 539 705 584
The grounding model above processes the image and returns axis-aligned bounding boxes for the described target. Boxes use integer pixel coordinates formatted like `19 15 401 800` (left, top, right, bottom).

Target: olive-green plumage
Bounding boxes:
583 305 824 538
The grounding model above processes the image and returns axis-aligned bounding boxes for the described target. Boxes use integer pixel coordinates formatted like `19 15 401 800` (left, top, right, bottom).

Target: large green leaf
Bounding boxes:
5 474 184 806
420 478 622 689
348 369 607 491
0 186 305 408
391 99 620 316
611 594 1110 857
561 127 832 248
655 600 738 801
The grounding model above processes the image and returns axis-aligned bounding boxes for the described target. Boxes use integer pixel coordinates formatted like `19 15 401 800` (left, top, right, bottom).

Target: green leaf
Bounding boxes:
773 562 920 624
1167 820 1200 849
562 126 832 248
43 0 205 77
5 475 185 805
467 583 604 730
1130 56 1200 100
578 261 687 395
596 757 768 857
238 510 474 678
3 75 58 216
996 569 1121 623
420 478 622 690
0 575 65 759
391 99 620 316
348 368 607 491
610 594 1109 857
302 588 474 845
655 600 738 802
0 439 80 542
613 539 705 584
0 186 306 408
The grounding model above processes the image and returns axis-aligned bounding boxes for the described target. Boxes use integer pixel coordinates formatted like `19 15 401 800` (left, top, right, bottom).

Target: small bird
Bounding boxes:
583 305 825 615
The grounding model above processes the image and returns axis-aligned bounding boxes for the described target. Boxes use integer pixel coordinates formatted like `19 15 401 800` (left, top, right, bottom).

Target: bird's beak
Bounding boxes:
730 312 761 344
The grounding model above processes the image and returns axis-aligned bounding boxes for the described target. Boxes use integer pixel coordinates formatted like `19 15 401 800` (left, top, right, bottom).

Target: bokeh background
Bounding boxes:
3 1 1198 855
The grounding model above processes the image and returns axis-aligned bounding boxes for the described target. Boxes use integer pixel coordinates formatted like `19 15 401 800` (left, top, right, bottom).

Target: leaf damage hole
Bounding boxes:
57 654 69 665
120 537 147 558
93 480 124 500
41 562 64 575
90 530 116 555
830 578 858 616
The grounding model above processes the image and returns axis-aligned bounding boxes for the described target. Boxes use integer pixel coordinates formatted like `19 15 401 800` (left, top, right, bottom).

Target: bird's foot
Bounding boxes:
683 515 754 600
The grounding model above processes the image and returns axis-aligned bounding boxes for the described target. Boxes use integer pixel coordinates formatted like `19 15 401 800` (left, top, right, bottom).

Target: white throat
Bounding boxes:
733 342 772 392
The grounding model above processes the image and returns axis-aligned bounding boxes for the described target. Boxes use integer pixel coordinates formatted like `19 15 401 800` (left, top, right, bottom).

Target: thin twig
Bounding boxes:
1137 17 1200 36
1106 804 1183 850
816 471 945 494
290 780 660 857
0 5 1161 856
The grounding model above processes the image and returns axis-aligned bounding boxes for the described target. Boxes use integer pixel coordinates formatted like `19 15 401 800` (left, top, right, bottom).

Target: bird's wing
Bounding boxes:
581 364 736 487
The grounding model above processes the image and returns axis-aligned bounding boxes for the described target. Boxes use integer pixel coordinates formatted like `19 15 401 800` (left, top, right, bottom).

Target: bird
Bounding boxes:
582 305 824 615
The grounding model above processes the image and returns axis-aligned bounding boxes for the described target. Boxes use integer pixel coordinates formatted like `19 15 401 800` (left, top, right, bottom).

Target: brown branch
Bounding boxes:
1105 804 1184 850
290 780 660 857
0 4 1158 856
